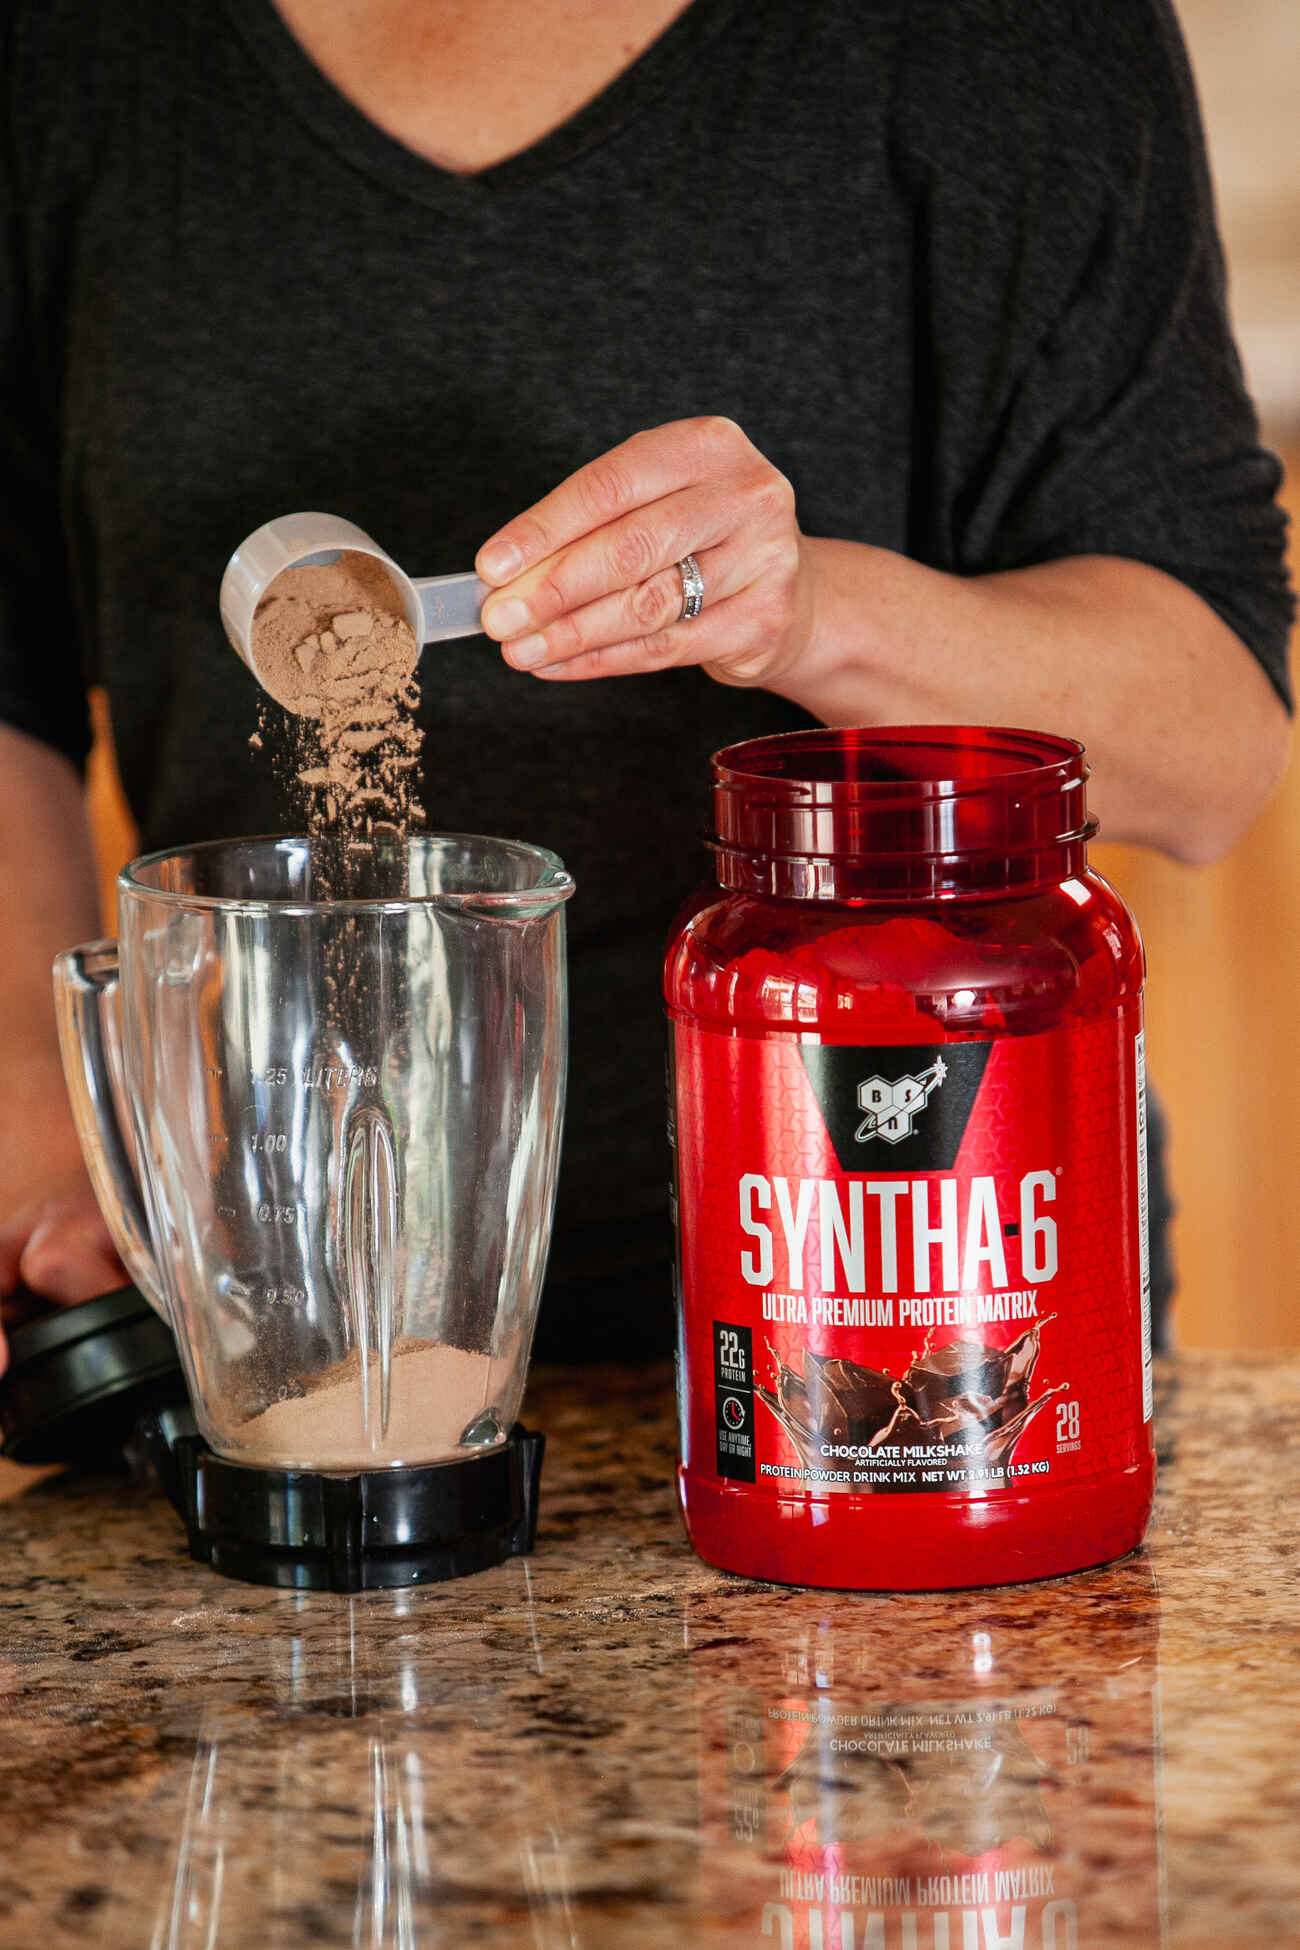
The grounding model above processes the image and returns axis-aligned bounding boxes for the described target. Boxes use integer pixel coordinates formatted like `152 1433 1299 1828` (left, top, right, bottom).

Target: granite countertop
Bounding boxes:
0 1350 1295 1948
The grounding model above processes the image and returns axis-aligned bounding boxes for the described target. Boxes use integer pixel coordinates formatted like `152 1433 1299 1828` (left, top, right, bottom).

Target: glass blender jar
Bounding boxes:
48 831 573 1589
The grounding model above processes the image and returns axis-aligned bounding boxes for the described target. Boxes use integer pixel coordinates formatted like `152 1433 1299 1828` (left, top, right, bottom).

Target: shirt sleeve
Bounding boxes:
0 12 91 769
895 0 1295 708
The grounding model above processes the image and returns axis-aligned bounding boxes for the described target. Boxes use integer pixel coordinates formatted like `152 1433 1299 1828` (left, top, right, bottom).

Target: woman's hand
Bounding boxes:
471 419 1290 862
475 417 814 687
0 1174 125 1375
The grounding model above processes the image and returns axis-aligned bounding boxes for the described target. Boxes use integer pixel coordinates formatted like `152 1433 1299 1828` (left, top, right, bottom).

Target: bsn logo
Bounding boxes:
854 1055 948 1145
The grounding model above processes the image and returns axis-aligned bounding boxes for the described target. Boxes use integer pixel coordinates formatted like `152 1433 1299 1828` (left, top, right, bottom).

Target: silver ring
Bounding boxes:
676 554 704 622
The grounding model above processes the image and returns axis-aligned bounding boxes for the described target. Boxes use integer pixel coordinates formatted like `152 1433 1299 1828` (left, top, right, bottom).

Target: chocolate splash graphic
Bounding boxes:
755 1324 1066 1486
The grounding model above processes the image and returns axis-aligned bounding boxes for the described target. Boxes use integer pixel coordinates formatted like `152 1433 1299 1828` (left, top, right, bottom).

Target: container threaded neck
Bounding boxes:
710 726 1096 899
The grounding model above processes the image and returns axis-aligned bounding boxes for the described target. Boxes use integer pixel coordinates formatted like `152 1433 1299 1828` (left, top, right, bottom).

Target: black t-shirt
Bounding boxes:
0 0 1291 1353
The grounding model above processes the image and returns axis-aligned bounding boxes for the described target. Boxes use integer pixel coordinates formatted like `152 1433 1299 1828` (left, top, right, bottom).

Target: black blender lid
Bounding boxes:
0 1284 187 1466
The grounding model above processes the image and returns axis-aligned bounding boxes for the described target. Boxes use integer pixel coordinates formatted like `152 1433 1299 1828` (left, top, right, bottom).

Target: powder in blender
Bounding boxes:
233 1337 519 1471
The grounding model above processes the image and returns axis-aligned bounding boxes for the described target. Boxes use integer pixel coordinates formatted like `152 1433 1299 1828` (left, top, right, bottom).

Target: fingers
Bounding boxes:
498 538 725 670
476 415 806 686
20 1209 124 1305
499 531 787 674
0 1189 125 1313
480 478 734 648
0 1215 21 1299
522 585 786 686
476 417 749 586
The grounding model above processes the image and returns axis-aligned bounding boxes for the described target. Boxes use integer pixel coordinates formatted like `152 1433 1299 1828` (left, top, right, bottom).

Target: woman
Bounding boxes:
0 0 1291 1361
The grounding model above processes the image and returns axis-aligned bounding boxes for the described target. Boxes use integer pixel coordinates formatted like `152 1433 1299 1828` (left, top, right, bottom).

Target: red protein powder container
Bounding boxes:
665 726 1155 1589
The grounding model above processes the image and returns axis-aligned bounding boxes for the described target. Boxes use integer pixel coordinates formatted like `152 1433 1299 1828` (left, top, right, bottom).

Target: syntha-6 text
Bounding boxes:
738 1172 1058 1295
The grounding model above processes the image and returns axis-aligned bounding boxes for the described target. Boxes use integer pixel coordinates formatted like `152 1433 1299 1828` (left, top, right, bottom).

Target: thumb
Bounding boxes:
17 1202 126 1307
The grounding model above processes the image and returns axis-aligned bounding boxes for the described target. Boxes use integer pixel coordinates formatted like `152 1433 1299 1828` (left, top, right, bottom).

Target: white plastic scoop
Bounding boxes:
219 512 487 681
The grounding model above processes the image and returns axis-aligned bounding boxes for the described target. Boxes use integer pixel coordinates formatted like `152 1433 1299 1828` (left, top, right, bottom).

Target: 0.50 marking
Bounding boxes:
259 1284 307 1309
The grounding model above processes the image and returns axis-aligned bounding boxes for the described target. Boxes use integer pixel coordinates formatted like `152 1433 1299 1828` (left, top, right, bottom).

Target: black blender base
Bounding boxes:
0 1294 545 1592
144 1412 545 1592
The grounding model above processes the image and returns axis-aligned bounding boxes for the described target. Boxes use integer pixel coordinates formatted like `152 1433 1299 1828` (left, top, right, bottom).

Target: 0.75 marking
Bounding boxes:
256 1202 298 1226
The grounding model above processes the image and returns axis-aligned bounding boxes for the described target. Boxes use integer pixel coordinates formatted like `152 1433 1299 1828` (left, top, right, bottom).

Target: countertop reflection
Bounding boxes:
0 1351 1295 1948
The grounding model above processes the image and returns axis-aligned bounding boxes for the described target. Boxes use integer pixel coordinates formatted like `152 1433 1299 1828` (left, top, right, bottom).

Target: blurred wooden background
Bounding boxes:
1092 448 1297 1350
82 2 1299 1349
1090 0 1300 1348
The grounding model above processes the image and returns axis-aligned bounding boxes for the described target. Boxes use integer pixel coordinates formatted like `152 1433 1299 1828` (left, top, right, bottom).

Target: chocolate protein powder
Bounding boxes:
232 1338 517 1471
250 550 421 836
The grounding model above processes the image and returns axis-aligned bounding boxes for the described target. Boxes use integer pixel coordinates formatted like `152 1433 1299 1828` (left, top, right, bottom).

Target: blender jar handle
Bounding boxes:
52 941 168 1321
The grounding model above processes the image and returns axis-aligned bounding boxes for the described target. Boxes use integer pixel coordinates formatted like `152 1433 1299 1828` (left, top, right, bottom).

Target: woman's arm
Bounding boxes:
0 723 124 1349
473 416 1291 864
783 539 1290 866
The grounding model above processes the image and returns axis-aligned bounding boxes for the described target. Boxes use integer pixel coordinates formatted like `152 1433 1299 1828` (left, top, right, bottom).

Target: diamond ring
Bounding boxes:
676 554 705 622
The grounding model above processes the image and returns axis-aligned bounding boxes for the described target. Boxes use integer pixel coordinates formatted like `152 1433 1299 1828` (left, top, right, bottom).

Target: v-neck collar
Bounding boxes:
217 0 747 212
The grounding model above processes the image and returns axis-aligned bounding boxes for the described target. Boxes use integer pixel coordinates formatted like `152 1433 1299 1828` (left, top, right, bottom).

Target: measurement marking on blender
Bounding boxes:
302 1063 379 1091
256 1202 300 1226
255 1063 379 1089
250 1133 288 1153
260 1284 307 1309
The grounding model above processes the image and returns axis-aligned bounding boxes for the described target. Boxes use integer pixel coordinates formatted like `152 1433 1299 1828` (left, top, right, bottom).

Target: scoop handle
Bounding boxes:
414 572 489 644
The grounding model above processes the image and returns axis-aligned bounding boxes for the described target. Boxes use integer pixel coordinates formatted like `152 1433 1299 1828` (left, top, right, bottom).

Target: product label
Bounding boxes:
673 1011 1148 1498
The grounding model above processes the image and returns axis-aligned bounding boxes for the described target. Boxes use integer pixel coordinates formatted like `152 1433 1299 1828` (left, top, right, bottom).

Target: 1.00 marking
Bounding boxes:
250 1133 287 1154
